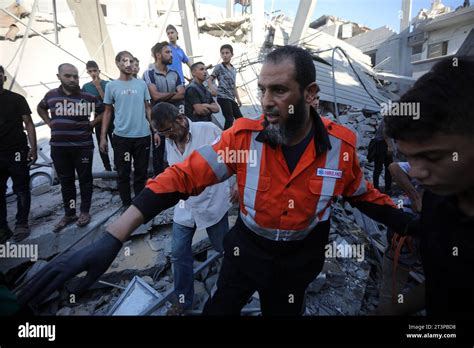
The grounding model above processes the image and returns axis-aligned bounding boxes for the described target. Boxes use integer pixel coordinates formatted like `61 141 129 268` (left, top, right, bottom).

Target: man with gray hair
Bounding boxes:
151 102 232 314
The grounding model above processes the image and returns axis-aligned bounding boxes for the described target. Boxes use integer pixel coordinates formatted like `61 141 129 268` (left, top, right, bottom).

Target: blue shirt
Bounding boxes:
167 44 189 85
103 79 151 138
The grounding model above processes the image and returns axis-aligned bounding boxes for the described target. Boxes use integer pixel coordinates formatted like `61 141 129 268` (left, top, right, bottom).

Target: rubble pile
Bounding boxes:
304 199 381 315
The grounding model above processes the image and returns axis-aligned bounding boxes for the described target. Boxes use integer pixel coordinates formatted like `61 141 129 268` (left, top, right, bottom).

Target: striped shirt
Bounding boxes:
211 63 237 100
38 87 104 148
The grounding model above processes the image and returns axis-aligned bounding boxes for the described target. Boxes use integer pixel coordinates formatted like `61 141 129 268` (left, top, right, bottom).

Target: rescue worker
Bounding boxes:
18 46 414 315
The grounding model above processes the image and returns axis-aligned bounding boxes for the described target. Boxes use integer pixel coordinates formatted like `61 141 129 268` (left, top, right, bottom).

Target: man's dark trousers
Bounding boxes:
203 215 329 316
112 134 150 206
0 149 30 229
50 146 94 216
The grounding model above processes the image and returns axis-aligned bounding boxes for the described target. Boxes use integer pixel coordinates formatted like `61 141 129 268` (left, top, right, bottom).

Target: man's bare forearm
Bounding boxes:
207 78 217 95
208 103 219 113
25 122 37 151
170 89 184 102
101 108 112 139
389 164 418 198
106 205 144 242
37 106 51 126
91 113 103 127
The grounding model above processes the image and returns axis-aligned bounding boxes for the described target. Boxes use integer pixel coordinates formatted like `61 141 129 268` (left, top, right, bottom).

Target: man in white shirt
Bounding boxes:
151 102 233 313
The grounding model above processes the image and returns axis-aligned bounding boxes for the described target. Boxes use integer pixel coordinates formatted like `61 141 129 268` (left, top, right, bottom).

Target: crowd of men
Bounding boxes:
1 25 473 317
1 25 242 238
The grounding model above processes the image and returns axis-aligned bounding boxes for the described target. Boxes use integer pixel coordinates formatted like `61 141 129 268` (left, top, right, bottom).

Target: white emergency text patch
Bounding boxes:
317 168 343 179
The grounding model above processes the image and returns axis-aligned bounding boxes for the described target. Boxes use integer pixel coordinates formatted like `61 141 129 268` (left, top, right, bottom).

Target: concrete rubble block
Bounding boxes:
97 236 170 284
356 114 366 123
357 136 370 149
326 271 347 287
322 259 343 273
71 309 92 316
306 273 326 294
359 124 376 132
2 217 112 275
338 115 349 124
141 276 155 286
93 179 118 191
368 118 378 126
31 207 55 220
152 207 174 226
146 233 167 252
204 273 219 293
193 280 209 308
154 279 172 292
56 307 73 316
358 154 368 163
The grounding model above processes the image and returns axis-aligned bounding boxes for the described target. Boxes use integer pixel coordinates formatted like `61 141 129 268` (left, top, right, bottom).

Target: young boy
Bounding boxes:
166 24 191 85
207 44 242 129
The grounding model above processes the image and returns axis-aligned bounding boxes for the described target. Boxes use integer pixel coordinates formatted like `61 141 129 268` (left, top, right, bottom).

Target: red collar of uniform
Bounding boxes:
255 107 331 155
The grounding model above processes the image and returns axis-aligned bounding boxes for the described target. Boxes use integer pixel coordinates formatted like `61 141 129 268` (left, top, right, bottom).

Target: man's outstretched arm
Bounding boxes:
17 128 237 306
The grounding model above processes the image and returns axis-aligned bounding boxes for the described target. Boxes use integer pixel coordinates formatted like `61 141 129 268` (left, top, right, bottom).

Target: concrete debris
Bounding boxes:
199 17 251 42
304 199 379 316
56 306 73 316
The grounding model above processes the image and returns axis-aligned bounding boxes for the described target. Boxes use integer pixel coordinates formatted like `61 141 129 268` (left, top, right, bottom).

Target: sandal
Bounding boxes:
76 213 91 227
53 215 78 233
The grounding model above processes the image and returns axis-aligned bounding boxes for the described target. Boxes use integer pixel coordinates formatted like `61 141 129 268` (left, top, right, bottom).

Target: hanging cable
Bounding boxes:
331 46 383 119
8 0 39 91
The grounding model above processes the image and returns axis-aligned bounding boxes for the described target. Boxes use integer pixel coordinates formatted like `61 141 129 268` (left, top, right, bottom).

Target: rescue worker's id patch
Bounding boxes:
317 168 343 179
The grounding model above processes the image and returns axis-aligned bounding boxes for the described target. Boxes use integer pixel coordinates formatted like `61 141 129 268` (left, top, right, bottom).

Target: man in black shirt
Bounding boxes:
184 62 219 123
385 56 474 316
0 65 37 243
